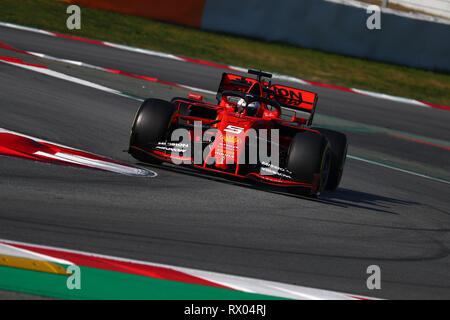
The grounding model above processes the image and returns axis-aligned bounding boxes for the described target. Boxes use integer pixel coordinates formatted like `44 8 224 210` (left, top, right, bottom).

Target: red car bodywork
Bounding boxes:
131 71 325 194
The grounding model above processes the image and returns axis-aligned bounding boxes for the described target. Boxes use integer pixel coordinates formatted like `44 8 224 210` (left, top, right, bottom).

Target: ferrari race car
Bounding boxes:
128 69 347 197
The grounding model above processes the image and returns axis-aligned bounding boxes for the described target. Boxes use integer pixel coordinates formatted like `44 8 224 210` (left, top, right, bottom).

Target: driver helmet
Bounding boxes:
245 101 261 116
236 99 261 116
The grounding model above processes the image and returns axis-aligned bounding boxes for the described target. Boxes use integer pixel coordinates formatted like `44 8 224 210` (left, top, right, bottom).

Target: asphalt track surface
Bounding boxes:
0 25 449 299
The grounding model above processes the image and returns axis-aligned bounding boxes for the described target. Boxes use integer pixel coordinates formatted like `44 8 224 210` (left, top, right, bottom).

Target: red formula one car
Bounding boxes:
128 69 347 197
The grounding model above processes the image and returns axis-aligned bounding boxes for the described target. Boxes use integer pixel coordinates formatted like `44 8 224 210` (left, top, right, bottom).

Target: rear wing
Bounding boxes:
268 84 318 125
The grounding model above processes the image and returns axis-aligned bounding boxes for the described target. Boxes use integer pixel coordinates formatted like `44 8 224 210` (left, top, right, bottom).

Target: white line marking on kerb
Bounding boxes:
351 88 430 108
0 238 376 300
0 243 73 265
0 128 156 177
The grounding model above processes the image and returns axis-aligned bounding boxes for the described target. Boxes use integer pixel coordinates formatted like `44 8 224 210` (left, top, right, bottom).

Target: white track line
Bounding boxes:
0 57 140 102
22 50 217 96
348 155 450 185
0 59 121 95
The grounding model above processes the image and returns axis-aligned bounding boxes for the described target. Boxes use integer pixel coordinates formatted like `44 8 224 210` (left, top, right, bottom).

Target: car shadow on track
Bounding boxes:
137 162 416 215
320 188 420 215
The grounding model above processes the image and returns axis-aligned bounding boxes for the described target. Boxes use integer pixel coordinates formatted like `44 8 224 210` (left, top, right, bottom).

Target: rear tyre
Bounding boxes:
129 98 176 164
286 131 331 196
312 128 347 190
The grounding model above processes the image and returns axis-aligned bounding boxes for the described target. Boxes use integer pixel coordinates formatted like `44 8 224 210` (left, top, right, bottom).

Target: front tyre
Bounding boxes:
129 98 176 164
286 131 331 197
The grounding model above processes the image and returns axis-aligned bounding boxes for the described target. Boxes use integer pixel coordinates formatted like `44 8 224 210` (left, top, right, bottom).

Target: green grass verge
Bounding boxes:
0 265 284 299
2 0 449 106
